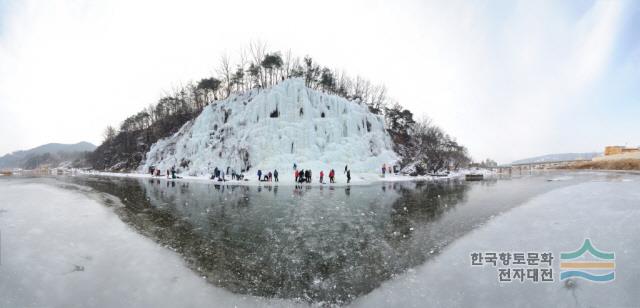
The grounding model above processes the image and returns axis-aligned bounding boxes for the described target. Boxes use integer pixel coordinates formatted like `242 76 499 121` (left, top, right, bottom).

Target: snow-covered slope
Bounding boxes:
140 78 398 176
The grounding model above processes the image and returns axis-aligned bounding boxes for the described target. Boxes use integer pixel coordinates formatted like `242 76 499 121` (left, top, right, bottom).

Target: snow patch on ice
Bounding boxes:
352 180 640 307
547 176 573 181
0 180 303 307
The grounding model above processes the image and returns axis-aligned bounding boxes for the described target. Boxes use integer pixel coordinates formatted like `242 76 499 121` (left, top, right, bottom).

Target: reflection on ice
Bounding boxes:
66 177 468 303
59 174 585 304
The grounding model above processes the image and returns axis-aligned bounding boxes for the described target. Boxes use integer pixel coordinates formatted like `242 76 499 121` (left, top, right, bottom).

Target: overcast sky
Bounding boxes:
0 0 638 163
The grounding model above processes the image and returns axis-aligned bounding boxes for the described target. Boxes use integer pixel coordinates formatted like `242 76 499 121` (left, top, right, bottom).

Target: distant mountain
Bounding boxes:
0 142 96 169
512 152 602 165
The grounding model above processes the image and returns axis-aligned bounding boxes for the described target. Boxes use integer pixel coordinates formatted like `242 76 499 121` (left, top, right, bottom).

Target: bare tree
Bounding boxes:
249 40 267 87
238 48 249 92
282 49 293 78
146 104 157 122
369 84 387 113
217 54 233 98
102 125 117 142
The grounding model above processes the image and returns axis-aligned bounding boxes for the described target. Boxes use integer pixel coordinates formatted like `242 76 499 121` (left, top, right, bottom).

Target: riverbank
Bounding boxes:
558 158 640 171
75 168 495 187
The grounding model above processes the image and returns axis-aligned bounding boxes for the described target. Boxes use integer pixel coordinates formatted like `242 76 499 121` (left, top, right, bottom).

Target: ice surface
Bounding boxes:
352 179 640 307
140 78 398 178
56 173 589 305
2 173 637 307
0 180 302 308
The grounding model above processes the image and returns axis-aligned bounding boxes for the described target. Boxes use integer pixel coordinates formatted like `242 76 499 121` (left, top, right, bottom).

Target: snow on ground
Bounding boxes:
352 178 640 307
78 167 495 187
140 78 397 177
546 175 574 181
0 180 303 308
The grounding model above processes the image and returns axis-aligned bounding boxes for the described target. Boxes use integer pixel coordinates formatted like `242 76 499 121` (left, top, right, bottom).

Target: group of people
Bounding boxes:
149 162 355 184
295 169 312 183
211 167 226 181
293 164 351 184
149 166 179 179
211 166 245 181
256 162 361 184
251 164 353 184
257 169 279 182
381 163 394 177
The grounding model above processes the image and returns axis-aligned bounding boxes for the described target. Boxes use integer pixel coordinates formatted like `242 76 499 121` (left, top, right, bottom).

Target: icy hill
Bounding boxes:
140 78 398 176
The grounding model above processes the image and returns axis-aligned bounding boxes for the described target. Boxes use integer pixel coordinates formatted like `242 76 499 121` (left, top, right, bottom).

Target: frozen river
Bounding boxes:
1 171 638 307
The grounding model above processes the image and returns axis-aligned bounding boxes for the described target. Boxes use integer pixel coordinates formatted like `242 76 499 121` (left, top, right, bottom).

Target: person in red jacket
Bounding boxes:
319 170 324 183
295 169 299 182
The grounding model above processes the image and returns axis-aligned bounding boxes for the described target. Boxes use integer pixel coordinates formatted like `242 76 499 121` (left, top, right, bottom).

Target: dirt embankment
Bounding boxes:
558 159 640 171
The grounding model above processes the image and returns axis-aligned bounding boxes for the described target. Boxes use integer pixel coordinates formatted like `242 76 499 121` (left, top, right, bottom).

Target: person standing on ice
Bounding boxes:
274 169 279 182
294 169 299 182
319 170 324 183
382 164 386 177
293 163 297 170
257 169 262 181
329 169 335 183
347 170 351 184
